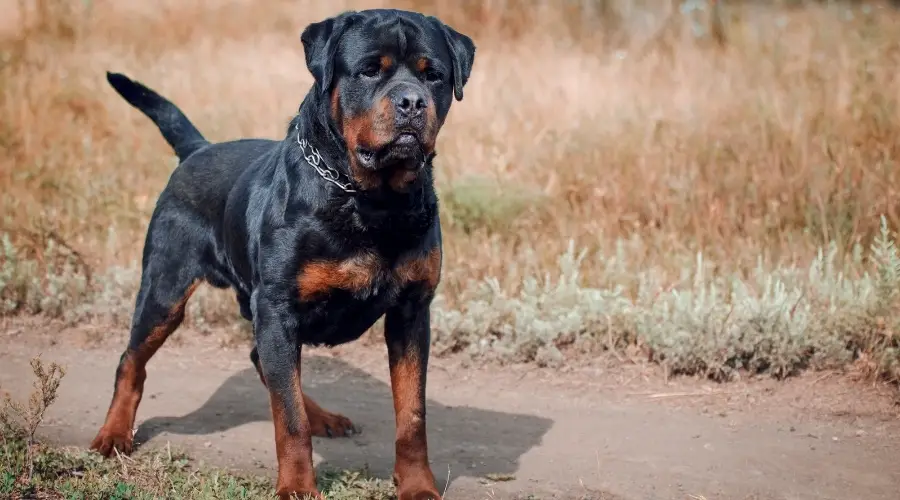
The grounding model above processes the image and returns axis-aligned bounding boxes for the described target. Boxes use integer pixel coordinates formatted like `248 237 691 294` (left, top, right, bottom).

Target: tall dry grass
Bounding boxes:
2 0 900 379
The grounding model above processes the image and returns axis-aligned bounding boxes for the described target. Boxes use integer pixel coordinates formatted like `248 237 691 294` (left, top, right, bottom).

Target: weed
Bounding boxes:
0 232 91 317
1 356 66 489
433 220 900 382
0 356 397 499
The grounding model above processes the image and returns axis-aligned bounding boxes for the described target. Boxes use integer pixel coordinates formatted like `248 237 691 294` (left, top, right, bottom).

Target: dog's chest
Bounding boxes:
294 250 440 345
296 249 440 303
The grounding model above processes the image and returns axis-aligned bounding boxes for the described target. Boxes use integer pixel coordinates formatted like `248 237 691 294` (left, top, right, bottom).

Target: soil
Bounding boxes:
1 317 899 500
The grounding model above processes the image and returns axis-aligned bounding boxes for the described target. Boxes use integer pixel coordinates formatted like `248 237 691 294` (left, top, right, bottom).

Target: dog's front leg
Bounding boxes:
384 288 441 500
254 290 320 500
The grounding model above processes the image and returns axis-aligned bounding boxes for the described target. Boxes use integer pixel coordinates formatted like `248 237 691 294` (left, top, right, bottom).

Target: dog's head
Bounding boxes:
301 9 475 191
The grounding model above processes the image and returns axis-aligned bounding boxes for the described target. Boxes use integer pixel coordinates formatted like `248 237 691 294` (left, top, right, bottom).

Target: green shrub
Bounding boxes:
3 218 900 383
439 176 543 234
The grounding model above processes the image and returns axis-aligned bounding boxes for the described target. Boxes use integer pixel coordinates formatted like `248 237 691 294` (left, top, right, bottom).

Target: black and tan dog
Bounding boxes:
89 9 475 500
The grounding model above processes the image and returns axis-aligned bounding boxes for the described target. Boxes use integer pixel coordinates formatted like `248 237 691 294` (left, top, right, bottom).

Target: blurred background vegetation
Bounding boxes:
2 0 899 381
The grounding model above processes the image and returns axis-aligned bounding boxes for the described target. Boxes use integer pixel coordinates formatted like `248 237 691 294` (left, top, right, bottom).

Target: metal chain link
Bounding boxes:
296 133 357 193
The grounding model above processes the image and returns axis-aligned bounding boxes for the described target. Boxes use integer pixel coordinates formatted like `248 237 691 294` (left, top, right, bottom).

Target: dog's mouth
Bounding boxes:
356 131 425 171
393 132 418 147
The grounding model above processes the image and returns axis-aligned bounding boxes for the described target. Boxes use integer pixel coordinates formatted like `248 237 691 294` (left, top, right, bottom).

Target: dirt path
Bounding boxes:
1 322 899 500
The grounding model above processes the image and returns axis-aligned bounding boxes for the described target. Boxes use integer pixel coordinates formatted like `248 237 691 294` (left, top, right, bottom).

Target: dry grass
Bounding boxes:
2 0 900 380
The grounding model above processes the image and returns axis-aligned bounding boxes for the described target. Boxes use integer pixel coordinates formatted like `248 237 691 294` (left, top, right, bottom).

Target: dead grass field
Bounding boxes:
2 0 900 381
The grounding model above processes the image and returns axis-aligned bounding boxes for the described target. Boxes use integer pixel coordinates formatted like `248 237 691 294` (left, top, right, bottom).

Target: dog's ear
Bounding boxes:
431 19 476 101
301 11 357 95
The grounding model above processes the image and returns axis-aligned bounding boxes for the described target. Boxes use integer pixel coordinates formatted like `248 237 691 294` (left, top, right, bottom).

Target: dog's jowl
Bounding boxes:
90 9 475 500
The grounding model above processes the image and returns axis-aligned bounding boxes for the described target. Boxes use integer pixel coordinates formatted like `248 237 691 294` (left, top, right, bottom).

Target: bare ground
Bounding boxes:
1 318 899 500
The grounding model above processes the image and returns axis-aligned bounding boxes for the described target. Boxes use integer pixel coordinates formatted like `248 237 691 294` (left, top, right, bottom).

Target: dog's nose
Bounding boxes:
393 90 426 118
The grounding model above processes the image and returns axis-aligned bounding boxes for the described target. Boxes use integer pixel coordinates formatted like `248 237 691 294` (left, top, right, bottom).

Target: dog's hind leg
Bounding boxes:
250 346 357 438
90 210 206 457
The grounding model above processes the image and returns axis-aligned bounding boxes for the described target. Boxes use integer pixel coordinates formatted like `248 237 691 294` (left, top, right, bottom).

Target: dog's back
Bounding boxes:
162 138 278 223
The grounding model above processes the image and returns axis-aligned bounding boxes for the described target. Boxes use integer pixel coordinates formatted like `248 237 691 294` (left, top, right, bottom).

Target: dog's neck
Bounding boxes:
284 87 438 250
288 90 351 184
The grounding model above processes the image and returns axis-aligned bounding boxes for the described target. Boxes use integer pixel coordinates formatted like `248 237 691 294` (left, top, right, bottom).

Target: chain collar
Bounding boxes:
295 128 431 193
295 130 357 193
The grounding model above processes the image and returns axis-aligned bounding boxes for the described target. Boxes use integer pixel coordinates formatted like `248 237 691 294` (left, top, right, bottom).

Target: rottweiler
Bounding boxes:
89 8 475 500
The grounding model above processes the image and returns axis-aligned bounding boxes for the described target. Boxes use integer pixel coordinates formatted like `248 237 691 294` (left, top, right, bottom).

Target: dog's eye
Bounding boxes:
359 66 380 79
424 69 443 83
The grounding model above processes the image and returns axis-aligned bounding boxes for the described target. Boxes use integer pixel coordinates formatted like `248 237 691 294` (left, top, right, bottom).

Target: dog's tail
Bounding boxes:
106 72 209 161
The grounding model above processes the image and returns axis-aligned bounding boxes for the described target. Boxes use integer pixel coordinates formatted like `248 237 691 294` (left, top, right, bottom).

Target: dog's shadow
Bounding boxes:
134 354 551 488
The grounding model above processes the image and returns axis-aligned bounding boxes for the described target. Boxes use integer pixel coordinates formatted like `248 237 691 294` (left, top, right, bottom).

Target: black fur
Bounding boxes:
106 72 208 160
92 8 475 500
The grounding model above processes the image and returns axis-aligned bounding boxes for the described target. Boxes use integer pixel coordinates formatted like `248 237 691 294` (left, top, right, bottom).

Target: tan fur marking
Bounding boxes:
389 352 438 497
380 55 394 72
390 355 423 447
395 247 442 290
270 367 318 497
388 167 421 192
342 96 395 190
330 87 342 124
297 254 381 301
252 351 356 439
92 280 201 454
423 102 439 154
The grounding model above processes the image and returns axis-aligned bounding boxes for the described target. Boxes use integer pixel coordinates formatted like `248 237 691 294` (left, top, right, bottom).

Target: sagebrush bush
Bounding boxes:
3 219 900 382
0 234 90 317
432 218 900 382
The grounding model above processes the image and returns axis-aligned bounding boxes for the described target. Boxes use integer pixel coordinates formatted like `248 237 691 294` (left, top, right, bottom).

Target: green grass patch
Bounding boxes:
0 433 396 500
0 357 397 500
439 175 543 235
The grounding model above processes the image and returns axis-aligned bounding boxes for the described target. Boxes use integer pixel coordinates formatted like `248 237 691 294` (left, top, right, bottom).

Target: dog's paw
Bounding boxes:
309 410 358 438
397 488 441 500
394 469 441 500
90 427 134 457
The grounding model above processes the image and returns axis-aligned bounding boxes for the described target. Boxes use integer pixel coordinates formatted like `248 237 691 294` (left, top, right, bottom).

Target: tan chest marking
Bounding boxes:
394 247 442 290
297 247 443 302
297 254 381 302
